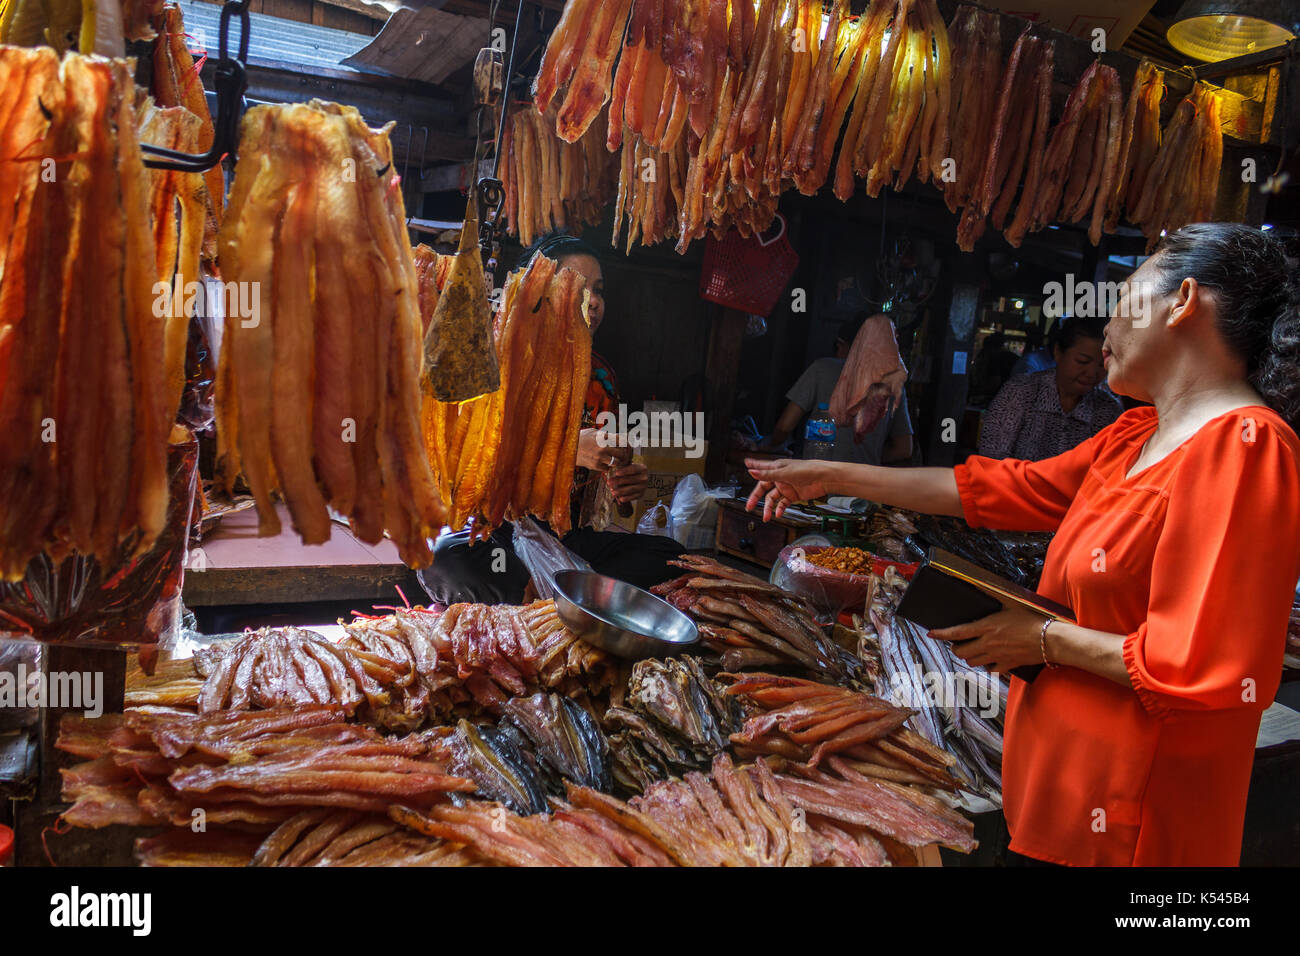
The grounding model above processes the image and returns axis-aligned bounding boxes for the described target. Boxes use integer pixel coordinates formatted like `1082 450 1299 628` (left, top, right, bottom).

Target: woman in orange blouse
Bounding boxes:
746 223 1300 866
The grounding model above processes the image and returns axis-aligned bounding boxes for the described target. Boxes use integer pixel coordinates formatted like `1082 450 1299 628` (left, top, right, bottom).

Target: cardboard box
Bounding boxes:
981 1 1155 48
609 443 709 534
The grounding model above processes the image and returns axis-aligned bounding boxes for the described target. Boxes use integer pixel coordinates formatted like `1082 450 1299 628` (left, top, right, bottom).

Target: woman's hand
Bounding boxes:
744 457 832 521
929 604 1050 673
608 461 648 503
576 428 630 472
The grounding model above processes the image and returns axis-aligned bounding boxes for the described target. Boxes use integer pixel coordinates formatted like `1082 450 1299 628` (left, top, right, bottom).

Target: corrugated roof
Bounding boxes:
342 5 488 84
175 0 373 73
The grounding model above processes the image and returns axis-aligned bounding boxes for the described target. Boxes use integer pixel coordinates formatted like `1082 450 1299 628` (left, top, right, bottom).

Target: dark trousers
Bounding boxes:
417 521 686 606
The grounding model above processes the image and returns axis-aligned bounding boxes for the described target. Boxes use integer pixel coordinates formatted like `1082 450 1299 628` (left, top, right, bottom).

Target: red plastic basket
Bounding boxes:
699 214 800 316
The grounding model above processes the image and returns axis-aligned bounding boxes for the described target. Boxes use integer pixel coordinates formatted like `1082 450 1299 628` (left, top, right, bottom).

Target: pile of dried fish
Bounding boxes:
865 569 1007 803
193 627 404 719
502 693 612 791
250 809 482 867
723 672 961 787
394 750 973 865
135 828 269 867
340 600 613 718
605 656 741 793
0 48 178 579
443 693 614 814
56 707 474 831
652 555 853 679
443 719 551 815
501 101 617 247
217 100 446 565
422 253 591 535
129 601 611 728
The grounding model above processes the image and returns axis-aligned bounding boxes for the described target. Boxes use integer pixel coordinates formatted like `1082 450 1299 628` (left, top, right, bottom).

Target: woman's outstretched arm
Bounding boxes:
745 457 963 521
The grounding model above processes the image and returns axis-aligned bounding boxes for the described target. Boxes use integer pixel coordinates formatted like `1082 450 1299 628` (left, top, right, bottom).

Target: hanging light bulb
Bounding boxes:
1167 0 1297 62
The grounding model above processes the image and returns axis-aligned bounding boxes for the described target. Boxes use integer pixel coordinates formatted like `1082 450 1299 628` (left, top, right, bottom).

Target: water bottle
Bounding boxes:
803 403 837 460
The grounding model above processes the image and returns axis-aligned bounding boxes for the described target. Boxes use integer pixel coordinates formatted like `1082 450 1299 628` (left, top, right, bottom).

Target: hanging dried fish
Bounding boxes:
421 190 500 403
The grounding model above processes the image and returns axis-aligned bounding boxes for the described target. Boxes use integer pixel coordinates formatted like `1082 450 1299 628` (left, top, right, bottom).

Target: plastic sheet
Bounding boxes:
512 516 593 601
0 440 199 657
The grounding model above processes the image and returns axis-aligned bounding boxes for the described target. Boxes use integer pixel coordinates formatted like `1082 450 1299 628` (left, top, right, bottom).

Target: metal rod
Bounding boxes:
492 0 528 179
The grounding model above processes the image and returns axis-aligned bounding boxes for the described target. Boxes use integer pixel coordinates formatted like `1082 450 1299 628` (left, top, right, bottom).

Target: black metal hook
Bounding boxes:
141 0 251 172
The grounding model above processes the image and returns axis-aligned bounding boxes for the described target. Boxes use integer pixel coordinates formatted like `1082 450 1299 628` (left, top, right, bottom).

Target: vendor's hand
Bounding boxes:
928 605 1049 673
577 428 631 472
608 461 648 503
744 457 830 521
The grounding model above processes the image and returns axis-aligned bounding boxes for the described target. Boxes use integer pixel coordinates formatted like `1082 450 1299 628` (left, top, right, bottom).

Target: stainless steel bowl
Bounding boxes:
552 570 699 660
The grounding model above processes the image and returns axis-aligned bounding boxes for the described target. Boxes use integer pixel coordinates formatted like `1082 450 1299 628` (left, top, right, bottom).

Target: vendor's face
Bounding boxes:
560 253 605 333
1054 336 1105 400
1102 259 1166 402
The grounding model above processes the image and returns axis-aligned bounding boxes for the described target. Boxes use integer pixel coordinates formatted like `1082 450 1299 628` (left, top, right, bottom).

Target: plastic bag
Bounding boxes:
636 500 674 538
512 516 593 601
773 540 918 618
669 475 733 550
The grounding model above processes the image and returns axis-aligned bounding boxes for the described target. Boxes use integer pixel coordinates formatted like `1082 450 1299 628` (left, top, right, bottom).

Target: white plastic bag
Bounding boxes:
669 474 732 550
512 516 593 601
637 500 674 537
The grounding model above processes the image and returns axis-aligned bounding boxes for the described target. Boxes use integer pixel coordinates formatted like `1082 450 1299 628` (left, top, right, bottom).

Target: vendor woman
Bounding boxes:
420 234 685 605
746 223 1300 866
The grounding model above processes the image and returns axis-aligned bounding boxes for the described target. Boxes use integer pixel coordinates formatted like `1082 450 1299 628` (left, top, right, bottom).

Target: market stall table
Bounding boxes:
182 503 422 609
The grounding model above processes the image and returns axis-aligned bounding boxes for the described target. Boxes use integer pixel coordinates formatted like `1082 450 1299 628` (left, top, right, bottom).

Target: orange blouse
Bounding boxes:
955 405 1300 866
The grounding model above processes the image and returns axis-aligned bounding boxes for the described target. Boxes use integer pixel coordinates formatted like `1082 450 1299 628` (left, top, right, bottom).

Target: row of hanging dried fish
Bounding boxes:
516 0 1225 254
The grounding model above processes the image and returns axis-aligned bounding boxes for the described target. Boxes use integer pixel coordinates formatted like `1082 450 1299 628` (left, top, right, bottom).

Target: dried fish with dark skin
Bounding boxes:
447 719 550 815
500 693 613 792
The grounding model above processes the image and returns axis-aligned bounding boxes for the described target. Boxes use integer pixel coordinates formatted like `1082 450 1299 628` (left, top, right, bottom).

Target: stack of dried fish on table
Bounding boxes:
865 569 1007 804
443 693 613 814
604 656 742 793
56 707 474 831
652 555 857 679
249 810 483 867
125 600 614 728
393 749 973 866
723 673 961 789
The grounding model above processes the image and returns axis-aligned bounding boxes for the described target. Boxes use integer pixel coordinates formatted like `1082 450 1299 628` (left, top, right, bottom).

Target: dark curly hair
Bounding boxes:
1150 223 1300 431
520 232 601 266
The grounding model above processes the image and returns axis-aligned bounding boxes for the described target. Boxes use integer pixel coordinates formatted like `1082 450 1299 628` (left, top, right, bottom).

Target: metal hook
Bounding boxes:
141 0 251 171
